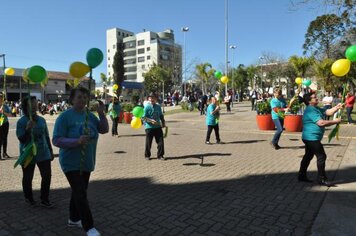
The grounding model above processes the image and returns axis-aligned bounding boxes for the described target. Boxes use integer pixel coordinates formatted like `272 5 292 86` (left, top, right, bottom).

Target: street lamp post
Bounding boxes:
259 56 264 94
0 54 6 100
181 27 189 96
224 0 229 95
229 45 236 106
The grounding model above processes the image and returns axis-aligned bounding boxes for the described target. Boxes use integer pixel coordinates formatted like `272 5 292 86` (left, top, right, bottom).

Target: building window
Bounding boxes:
137 40 145 46
118 32 121 36
138 56 145 62
142 65 145 69
108 57 110 61
108 72 111 75
113 44 116 49
108 49 110 53
147 56 151 60
108 64 110 68
137 48 145 54
147 47 150 51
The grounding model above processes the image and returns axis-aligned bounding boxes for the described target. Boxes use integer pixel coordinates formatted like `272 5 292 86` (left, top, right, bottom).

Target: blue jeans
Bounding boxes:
346 107 353 123
272 118 284 145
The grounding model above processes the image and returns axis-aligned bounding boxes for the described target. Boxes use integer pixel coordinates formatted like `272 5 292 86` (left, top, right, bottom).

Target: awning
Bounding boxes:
121 81 144 89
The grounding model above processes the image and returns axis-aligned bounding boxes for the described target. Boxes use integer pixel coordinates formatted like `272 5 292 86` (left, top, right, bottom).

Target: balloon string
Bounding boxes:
27 81 35 144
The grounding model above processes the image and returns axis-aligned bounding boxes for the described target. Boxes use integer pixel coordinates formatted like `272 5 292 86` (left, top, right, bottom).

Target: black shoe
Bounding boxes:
319 178 334 187
3 153 10 158
40 200 54 208
216 140 221 144
0 156 5 160
270 142 281 150
25 198 37 206
298 174 313 183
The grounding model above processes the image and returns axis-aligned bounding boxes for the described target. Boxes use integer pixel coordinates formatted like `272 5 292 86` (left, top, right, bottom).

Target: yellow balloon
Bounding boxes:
113 84 119 90
69 62 90 78
130 117 142 129
4 67 15 76
331 59 351 77
221 76 229 84
295 77 303 85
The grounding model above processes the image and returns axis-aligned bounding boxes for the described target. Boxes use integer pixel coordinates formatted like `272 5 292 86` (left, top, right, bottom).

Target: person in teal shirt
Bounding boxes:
142 93 165 160
16 96 54 207
52 87 108 235
205 96 221 144
270 88 288 150
298 92 342 186
108 97 121 137
0 93 13 160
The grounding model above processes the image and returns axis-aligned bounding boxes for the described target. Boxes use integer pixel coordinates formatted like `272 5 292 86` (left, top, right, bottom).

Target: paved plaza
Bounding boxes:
0 102 355 235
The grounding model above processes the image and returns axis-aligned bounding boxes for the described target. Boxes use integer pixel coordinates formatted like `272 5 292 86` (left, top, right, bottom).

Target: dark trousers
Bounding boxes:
110 116 119 135
346 107 353 123
200 104 206 115
251 98 256 110
272 118 284 145
0 122 9 154
22 160 51 202
299 140 327 178
206 125 220 142
65 171 93 232
226 102 231 112
145 128 164 158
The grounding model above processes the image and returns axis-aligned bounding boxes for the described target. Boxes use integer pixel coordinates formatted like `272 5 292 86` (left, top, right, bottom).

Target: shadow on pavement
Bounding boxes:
1 167 356 235
165 153 231 160
224 139 266 144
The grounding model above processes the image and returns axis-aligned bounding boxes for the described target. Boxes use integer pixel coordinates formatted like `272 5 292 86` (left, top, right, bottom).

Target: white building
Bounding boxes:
106 27 182 84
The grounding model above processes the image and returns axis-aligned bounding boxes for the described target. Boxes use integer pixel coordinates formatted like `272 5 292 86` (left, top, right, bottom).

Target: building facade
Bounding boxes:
106 27 182 85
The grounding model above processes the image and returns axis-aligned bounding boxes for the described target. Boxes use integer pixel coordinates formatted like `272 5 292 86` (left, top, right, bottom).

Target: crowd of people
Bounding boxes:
1 85 354 236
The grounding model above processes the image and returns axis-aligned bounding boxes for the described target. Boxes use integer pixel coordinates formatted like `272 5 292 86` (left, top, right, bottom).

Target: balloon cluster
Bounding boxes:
21 65 48 86
295 77 311 87
331 45 356 77
69 48 104 80
131 106 144 129
214 70 229 84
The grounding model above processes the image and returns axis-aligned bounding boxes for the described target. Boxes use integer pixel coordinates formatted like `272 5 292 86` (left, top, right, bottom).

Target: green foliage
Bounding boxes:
256 101 271 115
122 103 134 112
181 101 198 111
194 63 215 94
289 100 304 115
288 55 314 78
113 43 124 95
303 14 345 58
143 63 173 95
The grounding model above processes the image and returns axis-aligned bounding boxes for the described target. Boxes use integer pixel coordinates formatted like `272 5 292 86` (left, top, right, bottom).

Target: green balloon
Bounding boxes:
302 79 312 87
132 106 144 118
86 48 104 68
214 71 222 79
345 45 356 62
27 65 47 83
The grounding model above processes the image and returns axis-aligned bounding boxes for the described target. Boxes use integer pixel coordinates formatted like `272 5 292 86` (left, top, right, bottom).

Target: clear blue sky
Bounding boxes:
0 0 323 82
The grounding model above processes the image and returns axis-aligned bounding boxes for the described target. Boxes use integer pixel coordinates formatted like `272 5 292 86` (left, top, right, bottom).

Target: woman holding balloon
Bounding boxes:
53 87 108 235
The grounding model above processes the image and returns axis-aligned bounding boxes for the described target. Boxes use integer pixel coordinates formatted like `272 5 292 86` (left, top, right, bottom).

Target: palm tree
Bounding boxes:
288 55 314 78
100 73 112 100
313 58 335 92
194 63 215 94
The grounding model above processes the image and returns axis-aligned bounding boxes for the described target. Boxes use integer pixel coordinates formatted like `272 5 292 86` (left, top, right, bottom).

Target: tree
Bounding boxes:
194 63 215 94
100 73 112 100
288 55 314 78
234 64 249 102
313 58 335 92
303 14 345 58
112 43 125 96
143 63 173 96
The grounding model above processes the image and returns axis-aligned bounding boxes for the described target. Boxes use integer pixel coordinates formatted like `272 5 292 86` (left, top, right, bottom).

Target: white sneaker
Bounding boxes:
87 227 101 236
67 219 82 228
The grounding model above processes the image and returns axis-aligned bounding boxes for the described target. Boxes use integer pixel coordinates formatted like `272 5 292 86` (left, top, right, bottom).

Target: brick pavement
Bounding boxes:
0 102 355 235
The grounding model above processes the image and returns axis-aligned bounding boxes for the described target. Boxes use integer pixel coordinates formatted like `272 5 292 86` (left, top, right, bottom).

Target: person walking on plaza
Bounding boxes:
16 96 54 207
205 96 221 144
250 89 258 111
53 87 109 236
298 92 342 186
224 92 231 112
142 93 166 160
0 93 13 160
322 91 333 120
345 91 355 124
270 88 288 150
108 97 121 137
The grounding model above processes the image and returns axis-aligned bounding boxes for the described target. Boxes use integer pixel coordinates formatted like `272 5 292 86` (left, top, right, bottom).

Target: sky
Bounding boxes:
0 0 327 82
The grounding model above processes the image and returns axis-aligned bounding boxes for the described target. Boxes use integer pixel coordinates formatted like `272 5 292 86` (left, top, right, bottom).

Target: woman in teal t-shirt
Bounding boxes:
270 88 288 150
108 97 121 137
205 96 221 144
16 96 54 207
298 92 342 186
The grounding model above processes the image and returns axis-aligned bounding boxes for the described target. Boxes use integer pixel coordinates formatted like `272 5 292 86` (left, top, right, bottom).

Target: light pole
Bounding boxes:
229 45 236 105
259 56 264 94
0 54 6 100
181 27 189 96
224 0 229 95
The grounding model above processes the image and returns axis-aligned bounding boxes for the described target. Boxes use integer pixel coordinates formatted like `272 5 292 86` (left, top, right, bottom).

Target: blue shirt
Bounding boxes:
206 104 219 126
143 103 163 129
53 108 100 173
270 97 287 120
302 106 326 141
109 102 121 118
16 115 51 163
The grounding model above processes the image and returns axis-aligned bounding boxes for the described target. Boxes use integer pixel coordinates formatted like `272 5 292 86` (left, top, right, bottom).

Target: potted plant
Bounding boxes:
256 100 275 130
284 98 304 132
122 103 134 124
